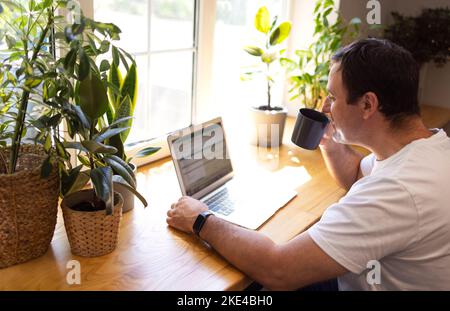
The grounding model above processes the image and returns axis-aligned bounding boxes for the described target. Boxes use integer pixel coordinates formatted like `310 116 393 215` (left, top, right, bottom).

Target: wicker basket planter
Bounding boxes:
0 145 59 269
61 189 123 257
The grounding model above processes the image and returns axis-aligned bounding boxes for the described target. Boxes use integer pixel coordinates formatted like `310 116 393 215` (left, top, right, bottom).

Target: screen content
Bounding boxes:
173 123 233 196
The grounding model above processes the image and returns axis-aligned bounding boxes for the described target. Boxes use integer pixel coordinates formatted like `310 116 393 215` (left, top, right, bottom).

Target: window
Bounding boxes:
82 0 292 165
93 0 198 147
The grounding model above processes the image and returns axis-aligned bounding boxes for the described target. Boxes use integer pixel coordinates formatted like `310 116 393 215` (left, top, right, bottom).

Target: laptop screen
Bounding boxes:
171 121 233 196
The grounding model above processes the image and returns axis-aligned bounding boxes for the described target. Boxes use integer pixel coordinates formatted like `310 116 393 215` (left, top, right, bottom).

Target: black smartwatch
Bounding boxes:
193 211 214 237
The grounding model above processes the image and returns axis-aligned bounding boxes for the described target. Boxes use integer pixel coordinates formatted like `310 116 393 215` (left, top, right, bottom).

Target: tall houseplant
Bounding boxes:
0 0 149 259
282 0 361 110
243 6 291 147
0 0 65 268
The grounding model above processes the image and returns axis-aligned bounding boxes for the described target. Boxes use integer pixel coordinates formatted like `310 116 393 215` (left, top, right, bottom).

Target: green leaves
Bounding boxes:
115 96 132 142
40 155 52 178
283 0 360 111
269 22 291 46
100 60 110 72
91 166 114 215
81 140 118 154
135 147 161 158
255 6 271 34
61 166 89 196
78 70 109 120
77 49 90 81
64 49 77 74
244 46 264 57
94 127 129 143
104 155 136 188
113 175 148 208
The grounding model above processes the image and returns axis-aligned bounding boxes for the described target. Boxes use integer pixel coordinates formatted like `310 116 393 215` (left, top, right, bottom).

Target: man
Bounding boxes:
166 38 450 290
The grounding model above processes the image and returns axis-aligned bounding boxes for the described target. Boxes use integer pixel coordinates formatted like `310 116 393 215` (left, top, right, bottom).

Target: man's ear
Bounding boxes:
359 92 379 120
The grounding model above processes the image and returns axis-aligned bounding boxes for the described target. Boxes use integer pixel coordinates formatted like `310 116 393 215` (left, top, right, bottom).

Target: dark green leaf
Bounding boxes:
135 147 161 158
112 46 120 65
107 134 125 160
77 49 90 81
61 165 89 196
115 96 133 142
73 104 91 129
64 141 88 152
119 51 129 71
113 175 148 208
81 140 118 154
78 70 109 120
64 49 77 73
104 156 136 188
94 127 130 143
90 167 114 215
100 60 110 72
40 156 52 178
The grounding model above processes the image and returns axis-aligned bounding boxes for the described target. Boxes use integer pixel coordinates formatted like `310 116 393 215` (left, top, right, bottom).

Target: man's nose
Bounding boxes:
322 99 332 114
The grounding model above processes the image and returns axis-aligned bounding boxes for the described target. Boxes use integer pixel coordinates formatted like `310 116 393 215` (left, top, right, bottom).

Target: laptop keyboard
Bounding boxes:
203 188 235 216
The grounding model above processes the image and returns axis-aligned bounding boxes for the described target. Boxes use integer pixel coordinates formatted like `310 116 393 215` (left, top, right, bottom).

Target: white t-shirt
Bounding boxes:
308 129 450 290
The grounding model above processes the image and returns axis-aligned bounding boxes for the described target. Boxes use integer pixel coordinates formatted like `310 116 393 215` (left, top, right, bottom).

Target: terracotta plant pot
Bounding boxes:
0 145 59 269
249 106 288 147
114 163 137 213
61 189 123 257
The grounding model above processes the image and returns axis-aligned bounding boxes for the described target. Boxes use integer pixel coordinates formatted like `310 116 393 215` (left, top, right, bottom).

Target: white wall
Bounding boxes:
338 0 450 108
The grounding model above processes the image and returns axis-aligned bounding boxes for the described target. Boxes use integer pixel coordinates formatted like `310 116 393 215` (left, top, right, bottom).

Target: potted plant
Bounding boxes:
282 0 361 111
242 6 292 147
51 4 153 256
384 7 450 102
0 0 151 260
0 0 62 268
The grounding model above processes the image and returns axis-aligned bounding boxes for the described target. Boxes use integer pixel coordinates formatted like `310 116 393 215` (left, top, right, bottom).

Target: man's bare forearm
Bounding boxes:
320 143 364 190
200 215 284 289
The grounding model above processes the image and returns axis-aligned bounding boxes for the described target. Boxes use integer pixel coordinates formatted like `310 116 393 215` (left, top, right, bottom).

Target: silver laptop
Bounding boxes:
167 117 297 229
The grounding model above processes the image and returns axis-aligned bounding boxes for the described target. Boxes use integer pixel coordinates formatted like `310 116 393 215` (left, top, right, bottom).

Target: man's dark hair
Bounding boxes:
332 38 420 125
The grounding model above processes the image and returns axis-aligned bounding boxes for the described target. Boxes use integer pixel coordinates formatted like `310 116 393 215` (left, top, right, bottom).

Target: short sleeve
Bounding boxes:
360 153 376 176
308 177 419 274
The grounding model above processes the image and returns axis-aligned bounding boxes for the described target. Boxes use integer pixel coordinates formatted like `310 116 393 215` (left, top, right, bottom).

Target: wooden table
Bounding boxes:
0 105 448 291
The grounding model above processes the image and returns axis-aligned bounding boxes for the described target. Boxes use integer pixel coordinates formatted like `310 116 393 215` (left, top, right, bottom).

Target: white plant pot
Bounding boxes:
249 106 288 147
114 163 137 213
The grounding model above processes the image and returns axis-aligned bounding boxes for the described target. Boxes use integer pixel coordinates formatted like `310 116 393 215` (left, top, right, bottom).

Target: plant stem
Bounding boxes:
267 63 271 110
89 121 96 171
9 8 54 173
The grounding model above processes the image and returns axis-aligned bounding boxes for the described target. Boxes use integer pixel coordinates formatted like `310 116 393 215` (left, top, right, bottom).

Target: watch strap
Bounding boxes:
193 211 214 237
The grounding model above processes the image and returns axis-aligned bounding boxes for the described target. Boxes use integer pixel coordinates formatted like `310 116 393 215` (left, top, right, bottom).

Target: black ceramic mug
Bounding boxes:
291 108 330 150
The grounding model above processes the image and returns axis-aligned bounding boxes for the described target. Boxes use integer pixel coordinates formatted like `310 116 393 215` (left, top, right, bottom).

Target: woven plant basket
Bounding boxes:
61 189 123 257
0 145 59 269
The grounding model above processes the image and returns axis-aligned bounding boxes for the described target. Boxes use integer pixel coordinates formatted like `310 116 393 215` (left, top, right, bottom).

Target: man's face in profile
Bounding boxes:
326 62 363 145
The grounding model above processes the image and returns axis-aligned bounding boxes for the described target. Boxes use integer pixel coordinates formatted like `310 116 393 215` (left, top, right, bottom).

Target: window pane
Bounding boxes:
150 0 196 51
127 51 193 144
94 0 149 54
